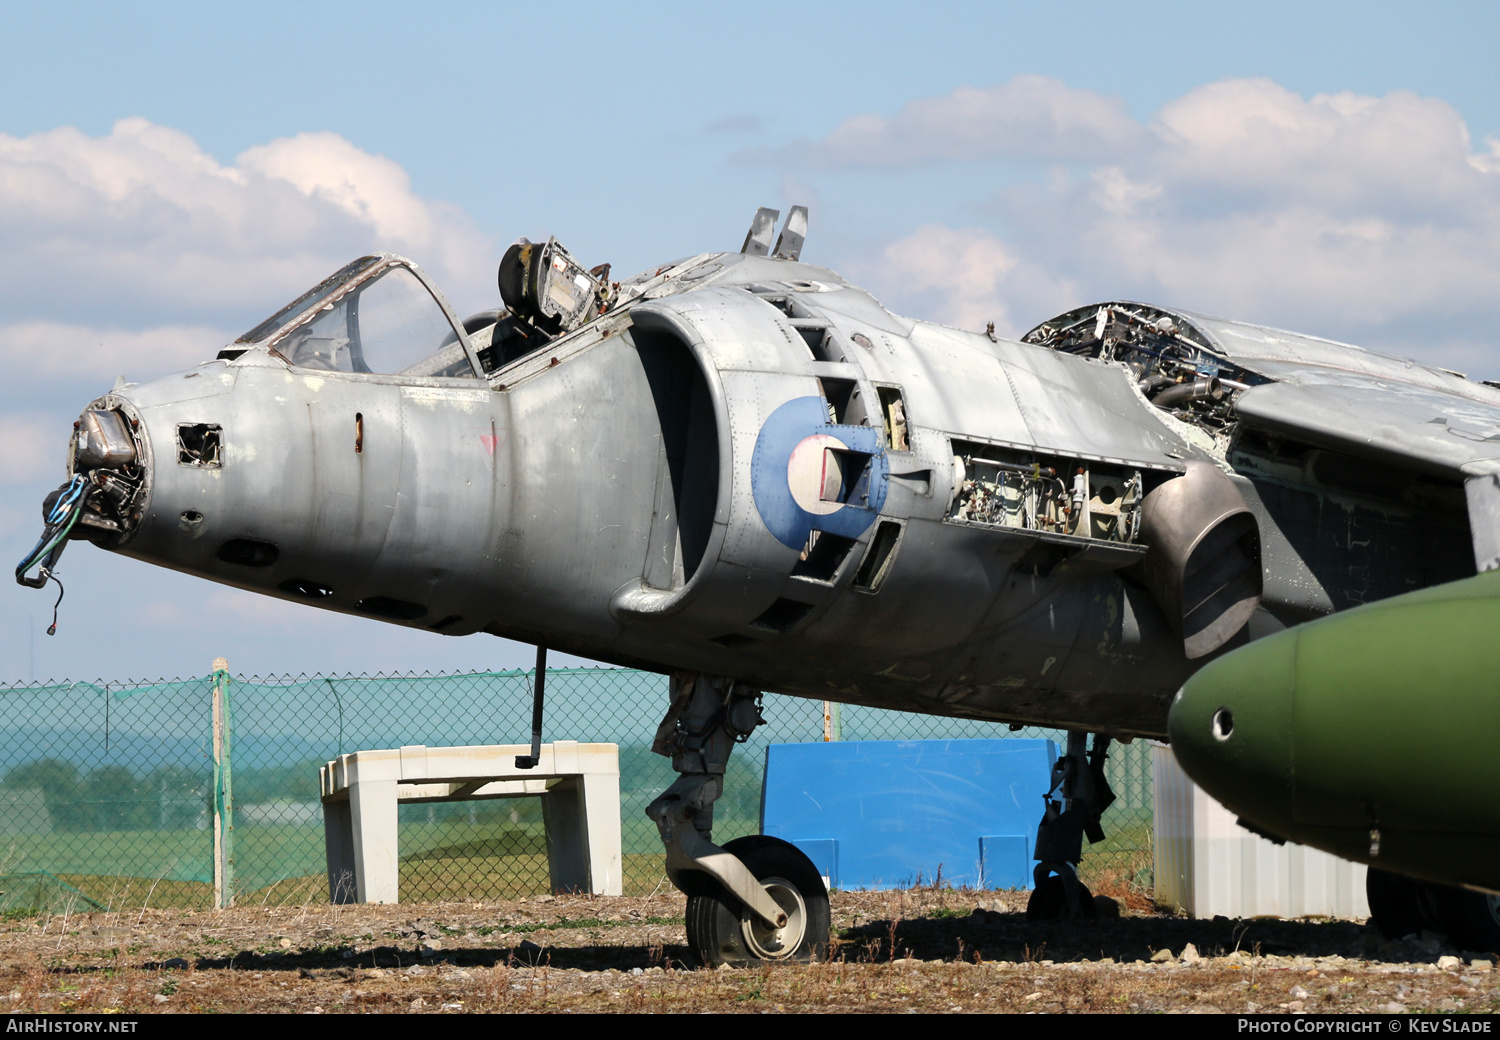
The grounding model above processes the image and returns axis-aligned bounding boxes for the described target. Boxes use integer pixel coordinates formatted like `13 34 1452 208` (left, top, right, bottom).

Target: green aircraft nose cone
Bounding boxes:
1170 571 1500 883
1285 578 1500 835
1168 626 1297 837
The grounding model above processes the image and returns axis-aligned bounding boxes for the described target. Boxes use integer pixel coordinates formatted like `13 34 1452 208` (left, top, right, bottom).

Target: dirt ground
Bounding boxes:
1 888 1495 1014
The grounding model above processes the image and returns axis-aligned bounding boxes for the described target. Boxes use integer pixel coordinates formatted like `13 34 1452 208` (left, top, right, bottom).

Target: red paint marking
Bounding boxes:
478 429 508 456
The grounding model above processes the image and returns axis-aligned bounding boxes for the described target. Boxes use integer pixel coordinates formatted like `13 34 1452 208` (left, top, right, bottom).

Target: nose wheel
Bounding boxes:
685 835 830 967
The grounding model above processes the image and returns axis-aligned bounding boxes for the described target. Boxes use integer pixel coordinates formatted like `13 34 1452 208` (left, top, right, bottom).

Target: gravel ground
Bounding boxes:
0 888 1494 1014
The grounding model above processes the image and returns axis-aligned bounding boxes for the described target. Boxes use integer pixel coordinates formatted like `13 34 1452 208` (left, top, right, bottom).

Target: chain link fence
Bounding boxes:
0 667 1154 910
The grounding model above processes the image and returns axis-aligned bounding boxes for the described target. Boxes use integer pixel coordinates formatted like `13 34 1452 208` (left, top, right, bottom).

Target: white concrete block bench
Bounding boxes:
319 741 622 903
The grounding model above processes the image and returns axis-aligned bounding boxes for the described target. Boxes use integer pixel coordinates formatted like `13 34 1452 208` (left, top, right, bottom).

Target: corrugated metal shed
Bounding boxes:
1154 744 1369 920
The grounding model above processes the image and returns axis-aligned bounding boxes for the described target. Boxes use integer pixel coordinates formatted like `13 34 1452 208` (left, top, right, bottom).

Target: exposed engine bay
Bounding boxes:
948 440 1149 546
1023 302 1267 443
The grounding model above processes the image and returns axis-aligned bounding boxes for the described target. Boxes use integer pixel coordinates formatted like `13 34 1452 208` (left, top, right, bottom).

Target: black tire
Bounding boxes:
1025 874 1099 922
684 835 831 968
1435 886 1500 953
1367 867 1441 940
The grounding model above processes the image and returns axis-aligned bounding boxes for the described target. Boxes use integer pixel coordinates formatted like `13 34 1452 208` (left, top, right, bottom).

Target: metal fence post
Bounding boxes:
822 700 841 741
211 657 235 908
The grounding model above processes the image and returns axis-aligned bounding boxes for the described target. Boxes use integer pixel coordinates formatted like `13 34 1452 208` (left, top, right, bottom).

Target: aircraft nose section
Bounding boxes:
1167 626 1298 837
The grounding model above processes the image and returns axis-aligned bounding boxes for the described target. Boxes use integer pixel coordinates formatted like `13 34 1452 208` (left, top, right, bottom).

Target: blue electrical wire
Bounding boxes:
15 474 88 589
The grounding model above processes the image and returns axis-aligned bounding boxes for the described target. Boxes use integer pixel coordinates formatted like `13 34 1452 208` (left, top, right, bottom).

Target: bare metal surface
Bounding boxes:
772 205 808 261
22 208 1490 743
740 208 779 257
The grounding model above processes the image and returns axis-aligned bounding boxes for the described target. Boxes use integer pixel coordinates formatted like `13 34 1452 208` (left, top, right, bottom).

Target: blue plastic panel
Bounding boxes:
979 834 1032 891
789 838 838 890
761 739 1057 891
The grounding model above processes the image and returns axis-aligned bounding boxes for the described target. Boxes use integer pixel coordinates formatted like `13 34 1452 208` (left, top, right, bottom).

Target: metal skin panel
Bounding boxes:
799 284 916 340
1176 308 1487 398
881 324 1038 454
489 334 673 643
642 290 793 374
115 364 492 630
1235 378 1500 478
42 234 1500 744
1170 570 1500 891
902 324 1190 470
386 385 496 623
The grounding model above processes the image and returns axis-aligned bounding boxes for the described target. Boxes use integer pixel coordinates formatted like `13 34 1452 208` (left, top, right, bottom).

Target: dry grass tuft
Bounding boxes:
0 886 1486 1013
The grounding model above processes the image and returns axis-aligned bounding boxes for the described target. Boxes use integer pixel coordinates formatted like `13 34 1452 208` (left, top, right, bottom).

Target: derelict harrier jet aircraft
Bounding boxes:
18 207 1500 963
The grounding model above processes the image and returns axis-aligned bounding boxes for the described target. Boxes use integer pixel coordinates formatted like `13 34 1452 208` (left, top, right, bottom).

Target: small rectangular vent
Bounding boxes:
877 385 910 451
791 321 843 363
792 532 857 582
821 448 874 507
750 598 815 632
852 521 903 592
710 633 758 648
818 377 856 425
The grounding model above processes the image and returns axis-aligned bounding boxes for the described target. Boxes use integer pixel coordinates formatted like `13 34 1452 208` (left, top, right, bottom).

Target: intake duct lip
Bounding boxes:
1132 460 1262 659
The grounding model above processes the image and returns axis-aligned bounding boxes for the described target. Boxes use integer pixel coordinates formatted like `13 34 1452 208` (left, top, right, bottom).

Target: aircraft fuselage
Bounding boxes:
50 248 1480 739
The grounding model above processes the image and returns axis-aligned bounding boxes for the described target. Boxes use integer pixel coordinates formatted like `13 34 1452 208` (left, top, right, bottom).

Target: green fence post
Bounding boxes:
211 658 235 908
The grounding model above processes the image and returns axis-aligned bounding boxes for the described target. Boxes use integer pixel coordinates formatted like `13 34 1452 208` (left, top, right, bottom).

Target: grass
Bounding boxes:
38 840 1153 910
1077 820 1154 903
44 850 678 910
6 807 1154 911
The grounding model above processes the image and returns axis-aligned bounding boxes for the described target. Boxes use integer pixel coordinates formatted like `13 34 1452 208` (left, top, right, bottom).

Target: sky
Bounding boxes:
1 0 1498 682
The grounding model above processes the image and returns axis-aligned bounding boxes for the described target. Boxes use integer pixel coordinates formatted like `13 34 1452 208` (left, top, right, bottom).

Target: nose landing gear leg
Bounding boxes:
645 673 830 966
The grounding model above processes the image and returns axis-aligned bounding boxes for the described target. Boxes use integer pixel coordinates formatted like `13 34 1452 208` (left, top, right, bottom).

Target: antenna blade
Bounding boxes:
773 205 808 261
740 207 779 256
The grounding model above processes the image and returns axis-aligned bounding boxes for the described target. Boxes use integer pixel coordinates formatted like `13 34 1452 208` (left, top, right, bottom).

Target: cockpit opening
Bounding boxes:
236 257 478 379
1023 302 1265 437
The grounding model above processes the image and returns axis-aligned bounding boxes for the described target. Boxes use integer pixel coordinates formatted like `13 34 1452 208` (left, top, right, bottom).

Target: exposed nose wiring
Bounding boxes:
15 476 88 631
45 574 65 636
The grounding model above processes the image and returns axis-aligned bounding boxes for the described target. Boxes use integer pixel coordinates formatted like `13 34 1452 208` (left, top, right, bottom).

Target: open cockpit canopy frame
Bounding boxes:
231 254 482 379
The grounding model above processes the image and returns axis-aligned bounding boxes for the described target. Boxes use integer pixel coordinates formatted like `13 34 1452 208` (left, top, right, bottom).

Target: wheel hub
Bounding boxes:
740 877 807 959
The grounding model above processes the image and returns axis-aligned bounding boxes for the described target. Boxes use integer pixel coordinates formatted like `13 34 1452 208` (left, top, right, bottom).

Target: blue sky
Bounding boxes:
2 0 1498 681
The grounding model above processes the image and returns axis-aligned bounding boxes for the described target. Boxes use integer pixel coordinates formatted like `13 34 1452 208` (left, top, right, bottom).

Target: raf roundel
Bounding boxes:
750 396 889 550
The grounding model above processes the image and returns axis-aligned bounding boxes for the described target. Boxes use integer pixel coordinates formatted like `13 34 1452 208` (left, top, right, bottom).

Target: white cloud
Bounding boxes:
839 78 1500 366
0 412 65 485
132 587 339 632
204 587 332 629
0 321 229 382
237 131 485 288
1473 137 1500 175
762 76 1144 167
858 224 1079 336
1150 80 1491 219
0 118 495 331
